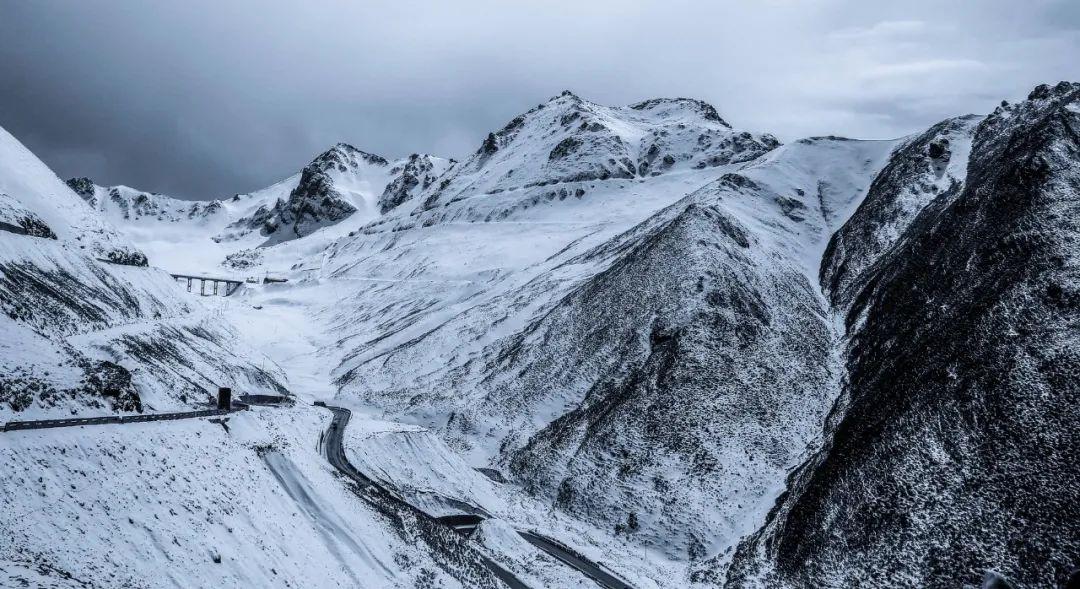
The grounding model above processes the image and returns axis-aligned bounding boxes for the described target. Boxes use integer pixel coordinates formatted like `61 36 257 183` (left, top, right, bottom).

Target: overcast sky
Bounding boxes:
2 1 1078 199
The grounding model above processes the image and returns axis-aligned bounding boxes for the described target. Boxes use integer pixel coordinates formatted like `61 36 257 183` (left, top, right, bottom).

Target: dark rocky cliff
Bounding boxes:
724 82 1080 589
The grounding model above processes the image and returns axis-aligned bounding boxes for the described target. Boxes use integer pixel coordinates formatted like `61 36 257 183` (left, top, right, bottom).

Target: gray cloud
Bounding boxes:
2 0 1078 199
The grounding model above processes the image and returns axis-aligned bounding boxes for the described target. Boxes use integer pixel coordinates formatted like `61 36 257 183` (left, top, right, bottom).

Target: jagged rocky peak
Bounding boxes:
378 153 452 213
417 90 780 210
975 81 1080 164
64 177 224 223
225 143 396 246
310 142 389 172
66 176 96 206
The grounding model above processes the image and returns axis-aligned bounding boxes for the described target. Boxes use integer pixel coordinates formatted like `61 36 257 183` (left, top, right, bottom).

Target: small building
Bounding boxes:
217 387 232 410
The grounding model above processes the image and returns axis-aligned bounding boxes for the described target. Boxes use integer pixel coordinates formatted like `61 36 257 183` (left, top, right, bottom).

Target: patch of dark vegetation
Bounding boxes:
101 248 149 267
3 355 140 413
81 360 141 412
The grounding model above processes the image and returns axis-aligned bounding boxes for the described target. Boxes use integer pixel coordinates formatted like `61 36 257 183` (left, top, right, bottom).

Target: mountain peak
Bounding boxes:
629 97 730 127
550 89 583 103
314 143 389 170
415 92 780 210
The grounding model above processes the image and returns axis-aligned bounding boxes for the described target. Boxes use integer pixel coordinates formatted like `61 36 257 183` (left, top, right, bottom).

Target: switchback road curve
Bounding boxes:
319 404 635 589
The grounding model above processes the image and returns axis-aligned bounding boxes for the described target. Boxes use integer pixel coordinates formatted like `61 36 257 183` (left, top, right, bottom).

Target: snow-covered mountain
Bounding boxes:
222 143 390 246
66 177 226 224
2 85 1077 589
63 145 452 274
326 132 899 566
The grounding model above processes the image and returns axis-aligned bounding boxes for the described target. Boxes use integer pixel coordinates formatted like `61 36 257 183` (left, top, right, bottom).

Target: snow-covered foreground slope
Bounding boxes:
0 406 501 588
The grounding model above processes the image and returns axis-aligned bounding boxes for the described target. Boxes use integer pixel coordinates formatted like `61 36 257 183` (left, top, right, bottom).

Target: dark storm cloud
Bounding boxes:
2 0 1078 199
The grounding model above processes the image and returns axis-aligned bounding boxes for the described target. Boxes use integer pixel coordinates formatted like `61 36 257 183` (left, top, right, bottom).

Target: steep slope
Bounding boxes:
0 128 144 267
0 125 286 419
820 114 982 308
724 82 1080 588
498 190 835 560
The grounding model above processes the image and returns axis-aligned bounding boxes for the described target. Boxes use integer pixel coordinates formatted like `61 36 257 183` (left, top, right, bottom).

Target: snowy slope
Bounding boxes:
0 127 144 266
0 406 501 588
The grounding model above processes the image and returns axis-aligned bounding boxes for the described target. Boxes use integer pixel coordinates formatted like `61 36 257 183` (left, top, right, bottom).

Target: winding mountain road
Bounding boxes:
319 405 635 589
321 405 533 589
518 532 633 589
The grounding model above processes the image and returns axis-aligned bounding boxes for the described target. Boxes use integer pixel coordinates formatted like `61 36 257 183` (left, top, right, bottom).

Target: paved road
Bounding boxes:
519 531 634 589
321 406 533 589
2 409 232 432
320 405 635 589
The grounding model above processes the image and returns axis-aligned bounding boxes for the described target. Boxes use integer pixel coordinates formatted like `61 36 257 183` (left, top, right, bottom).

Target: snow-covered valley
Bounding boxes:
2 85 1078 588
